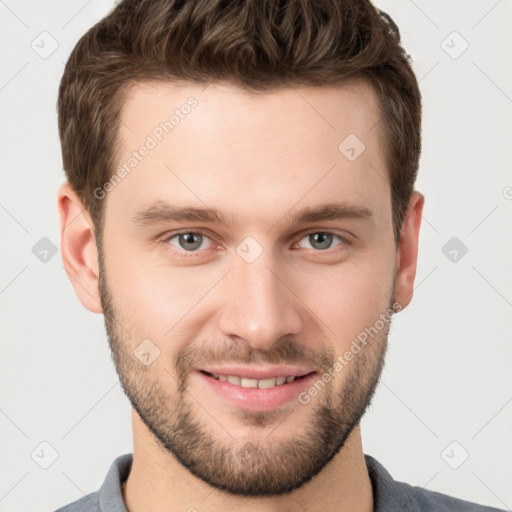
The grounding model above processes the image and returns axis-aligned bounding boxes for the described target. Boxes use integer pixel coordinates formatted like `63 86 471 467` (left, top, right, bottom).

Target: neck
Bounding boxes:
123 411 373 512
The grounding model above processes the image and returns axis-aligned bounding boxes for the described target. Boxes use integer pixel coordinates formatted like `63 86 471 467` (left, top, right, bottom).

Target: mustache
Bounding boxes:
174 337 336 384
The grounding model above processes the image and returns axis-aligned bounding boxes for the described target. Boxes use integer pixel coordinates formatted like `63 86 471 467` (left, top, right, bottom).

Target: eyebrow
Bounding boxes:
131 201 373 228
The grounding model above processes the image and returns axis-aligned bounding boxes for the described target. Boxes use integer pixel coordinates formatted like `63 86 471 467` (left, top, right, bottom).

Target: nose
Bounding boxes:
217 251 303 351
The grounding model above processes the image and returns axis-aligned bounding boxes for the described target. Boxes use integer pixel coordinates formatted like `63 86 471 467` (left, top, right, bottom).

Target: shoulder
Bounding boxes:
365 454 505 512
54 491 100 512
392 478 504 511
54 453 132 512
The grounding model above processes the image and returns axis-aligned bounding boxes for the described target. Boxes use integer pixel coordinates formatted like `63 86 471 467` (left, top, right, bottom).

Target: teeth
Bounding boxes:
227 375 241 385
210 373 298 388
241 378 259 388
258 378 277 389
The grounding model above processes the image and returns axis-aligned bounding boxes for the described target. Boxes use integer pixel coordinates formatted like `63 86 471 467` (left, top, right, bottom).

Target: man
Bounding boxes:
55 0 504 510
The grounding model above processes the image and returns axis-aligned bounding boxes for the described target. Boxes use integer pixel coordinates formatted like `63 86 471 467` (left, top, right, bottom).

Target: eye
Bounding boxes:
166 232 214 252
296 232 346 251
162 230 348 257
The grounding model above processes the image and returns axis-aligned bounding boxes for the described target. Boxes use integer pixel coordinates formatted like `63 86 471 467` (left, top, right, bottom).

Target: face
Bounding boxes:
97 80 399 496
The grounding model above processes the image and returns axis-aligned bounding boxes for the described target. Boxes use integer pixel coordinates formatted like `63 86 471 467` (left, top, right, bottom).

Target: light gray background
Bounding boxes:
1 1 511 511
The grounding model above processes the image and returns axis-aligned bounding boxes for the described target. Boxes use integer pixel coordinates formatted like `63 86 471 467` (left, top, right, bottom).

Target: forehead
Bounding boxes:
106 79 389 231
120 78 382 141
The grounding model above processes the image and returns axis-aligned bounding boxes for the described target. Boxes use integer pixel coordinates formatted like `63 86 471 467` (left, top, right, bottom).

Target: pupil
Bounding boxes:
180 233 201 250
311 232 331 250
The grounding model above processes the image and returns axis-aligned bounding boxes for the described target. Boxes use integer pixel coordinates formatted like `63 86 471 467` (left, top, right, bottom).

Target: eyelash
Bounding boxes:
162 230 350 257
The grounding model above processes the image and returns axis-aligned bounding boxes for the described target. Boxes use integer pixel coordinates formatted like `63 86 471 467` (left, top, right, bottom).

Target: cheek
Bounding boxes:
104 244 223 340
293 256 395 346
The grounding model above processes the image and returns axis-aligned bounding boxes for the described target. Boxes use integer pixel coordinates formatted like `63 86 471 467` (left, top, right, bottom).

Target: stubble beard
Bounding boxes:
97 247 391 496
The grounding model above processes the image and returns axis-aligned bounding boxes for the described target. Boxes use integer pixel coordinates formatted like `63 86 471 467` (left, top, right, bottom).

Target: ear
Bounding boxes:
58 182 103 314
393 191 425 310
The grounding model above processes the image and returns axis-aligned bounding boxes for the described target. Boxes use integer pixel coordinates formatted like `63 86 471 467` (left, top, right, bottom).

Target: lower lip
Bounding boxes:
196 371 317 411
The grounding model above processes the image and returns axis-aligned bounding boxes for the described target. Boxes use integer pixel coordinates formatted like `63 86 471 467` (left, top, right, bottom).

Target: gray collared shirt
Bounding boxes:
54 453 505 511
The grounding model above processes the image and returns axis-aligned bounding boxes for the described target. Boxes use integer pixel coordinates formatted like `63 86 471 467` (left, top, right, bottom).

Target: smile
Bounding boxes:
202 371 305 389
197 368 318 411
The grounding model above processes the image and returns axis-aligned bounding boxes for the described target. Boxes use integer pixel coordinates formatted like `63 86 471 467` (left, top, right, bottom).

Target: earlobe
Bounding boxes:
393 191 425 310
58 182 103 314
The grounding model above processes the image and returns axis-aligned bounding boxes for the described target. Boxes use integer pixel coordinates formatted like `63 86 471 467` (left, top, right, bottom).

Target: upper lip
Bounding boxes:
198 365 316 380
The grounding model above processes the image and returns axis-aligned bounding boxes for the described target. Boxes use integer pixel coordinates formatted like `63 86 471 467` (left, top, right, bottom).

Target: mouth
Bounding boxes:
199 370 313 389
195 367 318 411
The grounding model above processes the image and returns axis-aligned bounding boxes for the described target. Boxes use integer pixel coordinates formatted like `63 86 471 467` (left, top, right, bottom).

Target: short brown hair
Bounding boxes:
58 0 421 244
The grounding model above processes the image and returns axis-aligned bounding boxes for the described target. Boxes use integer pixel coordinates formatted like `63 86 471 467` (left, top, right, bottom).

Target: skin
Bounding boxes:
58 79 424 512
